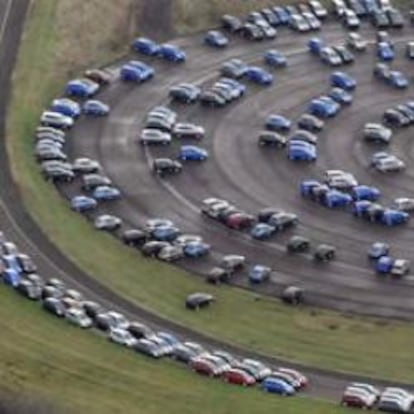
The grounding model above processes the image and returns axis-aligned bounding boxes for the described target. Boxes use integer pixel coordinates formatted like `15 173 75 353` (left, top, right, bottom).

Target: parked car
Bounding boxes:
132 37 160 55
244 67 273 85
40 111 73 130
70 195 97 212
264 50 287 68
83 100 110 116
262 377 295 395
265 114 291 132
186 292 215 310
204 30 229 48
94 214 122 231
248 265 271 284
179 145 208 161
158 44 186 62
65 78 99 97
314 244 336 261
153 158 182 176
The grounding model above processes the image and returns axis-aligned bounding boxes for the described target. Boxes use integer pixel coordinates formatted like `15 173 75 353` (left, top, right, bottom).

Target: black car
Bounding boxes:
152 158 182 176
383 109 410 128
128 321 153 339
257 207 280 223
206 267 231 284
333 45 354 64
287 235 311 253
386 8 404 28
16 279 42 300
372 10 390 28
313 244 336 261
141 241 170 257
82 301 104 319
221 14 243 32
94 313 112 331
82 174 112 191
121 229 147 247
297 114 324 132
185 292 215 310
43 297 66 317
258 131 287 148
281 286 304 305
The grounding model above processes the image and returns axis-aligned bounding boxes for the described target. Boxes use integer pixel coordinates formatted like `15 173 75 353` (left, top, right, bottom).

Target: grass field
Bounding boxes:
5 0 414 396
0 284 352 414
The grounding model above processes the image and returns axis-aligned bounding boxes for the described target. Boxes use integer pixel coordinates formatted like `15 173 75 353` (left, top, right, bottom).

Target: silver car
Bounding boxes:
94 214 122 231
157 245 184 262
140 129 172 145
173 123 205 139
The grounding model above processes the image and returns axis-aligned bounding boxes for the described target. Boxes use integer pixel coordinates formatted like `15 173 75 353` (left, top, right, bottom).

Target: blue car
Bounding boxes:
265 114 291 132
300 179 322 196
250 223 276 240
264 50 287 68
377 42 394 61
262 377 295 395
183 241 210 258
322 189 352 208
287 141 317 161
204 30 229 48
3 254 23 274
3 268 21 287
328 88 353 105
352 185 381 201
308 97 340 118
179 145 208 161
70 195 98 212
368 242 389 259
245 67 273 86
83 100 110 116
381 209 409 226
352 200 373 217
376 256 394 273
308 37 325 55
157 332 180 349
132 37 160 55
151 225 181 242
159 44 186 62
92 185 121 201
330 71 357 90
66 78 99 97
388 71 409 89
273 7 290 24
120 61 154 82
248 265 271 284
51 98 81 118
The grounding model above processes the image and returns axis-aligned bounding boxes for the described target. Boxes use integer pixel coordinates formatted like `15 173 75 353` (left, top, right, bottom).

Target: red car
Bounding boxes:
190 359 219 377
84 69 112 85
225 213 255 230
277 368 308 388
341 389 376 409
222 368 256 386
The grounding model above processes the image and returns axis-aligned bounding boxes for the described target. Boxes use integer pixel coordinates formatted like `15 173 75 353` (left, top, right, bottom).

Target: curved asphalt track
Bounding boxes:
1 0 413 402
68 21 414 320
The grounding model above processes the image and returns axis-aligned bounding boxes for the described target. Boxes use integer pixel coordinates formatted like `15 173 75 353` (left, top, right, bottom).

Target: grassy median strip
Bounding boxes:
6 0 414 387
0 285 350 414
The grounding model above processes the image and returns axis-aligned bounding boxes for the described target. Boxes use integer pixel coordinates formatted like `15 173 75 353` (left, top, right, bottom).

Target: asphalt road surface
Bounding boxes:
66 20 414 320
1 1 413 402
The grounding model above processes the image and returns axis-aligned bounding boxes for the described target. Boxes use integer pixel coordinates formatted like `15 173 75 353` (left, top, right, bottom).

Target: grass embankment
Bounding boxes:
0 285 350 414
6 0 414 391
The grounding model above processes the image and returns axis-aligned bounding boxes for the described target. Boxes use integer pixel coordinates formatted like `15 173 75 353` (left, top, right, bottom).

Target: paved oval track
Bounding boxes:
68 21 414 319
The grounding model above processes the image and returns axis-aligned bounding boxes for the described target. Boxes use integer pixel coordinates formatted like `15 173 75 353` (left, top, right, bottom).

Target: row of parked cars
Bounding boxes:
0 224 312 395
341 382 414 412
301 171 410 226
221 0 328 41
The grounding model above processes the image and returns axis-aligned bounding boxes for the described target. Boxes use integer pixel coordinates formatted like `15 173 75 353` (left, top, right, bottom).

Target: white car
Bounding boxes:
324 170 358 188
391 259 410 276
145 218 175 231
374 156 405 173
343 387 377 408
94 214 122 231
40 111 74 129
309 0 328 18
66 307 93 328
174 234 203 247
320 47 342 66
172 123 205 139
349 383 381 398
157 245 184 262
72 157 101 174
394 197 414 212
140 129 171 145
347 32 367 51
363 123 392 144
146 335 174 355
109 328 138 347
196 354 231 374
105 311 130 330
381 387 414 403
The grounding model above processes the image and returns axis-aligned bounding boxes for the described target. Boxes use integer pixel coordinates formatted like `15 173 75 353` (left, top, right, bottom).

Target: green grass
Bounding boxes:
6 0 414 391
0 284 351 414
